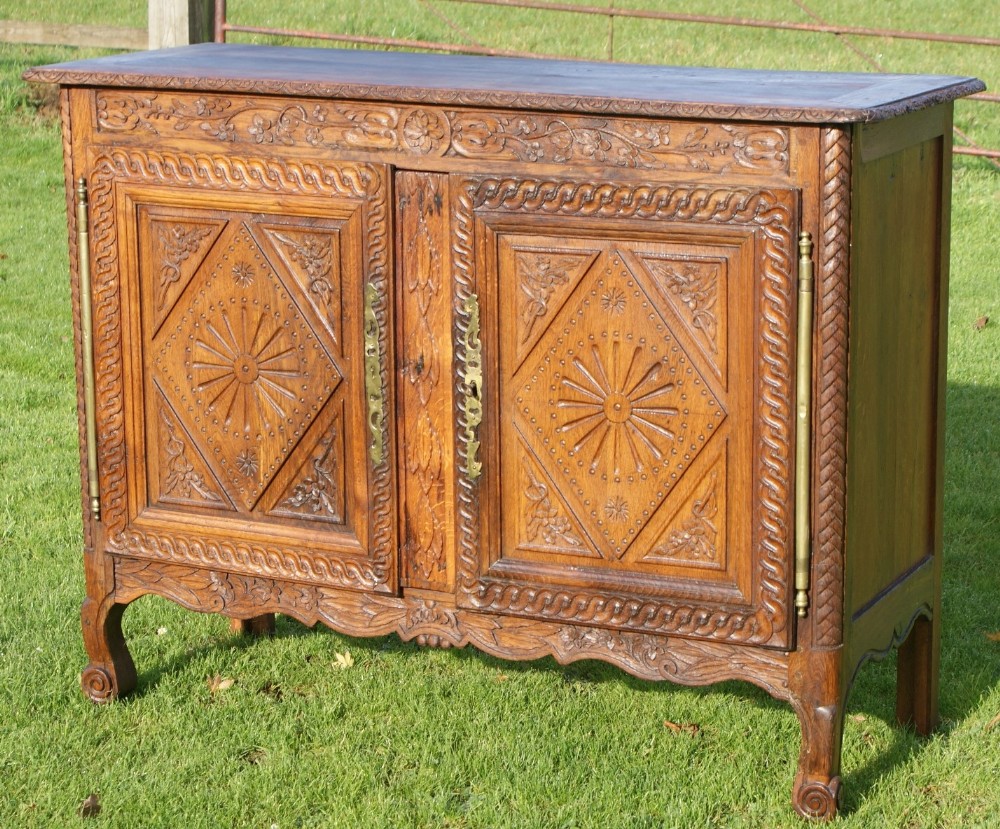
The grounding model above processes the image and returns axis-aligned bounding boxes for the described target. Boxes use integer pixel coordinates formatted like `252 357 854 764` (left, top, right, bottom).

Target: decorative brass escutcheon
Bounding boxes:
462 293 483 480
794 231 815 618
363 282 385 465
76 177 101 520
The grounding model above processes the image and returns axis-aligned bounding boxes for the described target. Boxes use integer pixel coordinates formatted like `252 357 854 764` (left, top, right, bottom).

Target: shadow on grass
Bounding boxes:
110 379 1000 815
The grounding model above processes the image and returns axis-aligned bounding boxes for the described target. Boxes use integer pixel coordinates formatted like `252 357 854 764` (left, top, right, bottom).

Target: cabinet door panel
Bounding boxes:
87 148 396 593
452 174 797 647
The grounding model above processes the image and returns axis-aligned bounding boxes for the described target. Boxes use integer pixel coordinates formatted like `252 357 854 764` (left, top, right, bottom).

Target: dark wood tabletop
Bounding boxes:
24 43 985 124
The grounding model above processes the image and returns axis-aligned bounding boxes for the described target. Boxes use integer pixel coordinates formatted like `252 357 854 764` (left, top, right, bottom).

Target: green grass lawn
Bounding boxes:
1 3 999 826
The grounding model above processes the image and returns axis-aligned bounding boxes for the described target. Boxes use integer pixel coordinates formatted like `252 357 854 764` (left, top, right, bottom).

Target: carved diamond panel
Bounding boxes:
153 221 342 511
514 251 726 559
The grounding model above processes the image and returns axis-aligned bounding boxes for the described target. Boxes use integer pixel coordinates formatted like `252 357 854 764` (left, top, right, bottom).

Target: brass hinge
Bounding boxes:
76 177 101 520
794 231 815 617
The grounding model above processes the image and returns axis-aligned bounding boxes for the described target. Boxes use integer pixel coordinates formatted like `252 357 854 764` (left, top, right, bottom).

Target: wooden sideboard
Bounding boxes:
26 45 983 819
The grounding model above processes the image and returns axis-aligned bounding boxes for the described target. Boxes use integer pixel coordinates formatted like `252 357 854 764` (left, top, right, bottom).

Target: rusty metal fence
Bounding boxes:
212 0 999 163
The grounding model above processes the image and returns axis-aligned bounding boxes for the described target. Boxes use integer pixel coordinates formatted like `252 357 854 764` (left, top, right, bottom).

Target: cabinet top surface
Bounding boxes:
25 43 984 124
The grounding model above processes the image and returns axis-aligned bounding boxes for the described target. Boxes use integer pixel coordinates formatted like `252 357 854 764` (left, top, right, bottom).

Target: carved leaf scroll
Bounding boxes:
521 454 590 555
645 471 721 565
156 400 228 508
271 415 345 523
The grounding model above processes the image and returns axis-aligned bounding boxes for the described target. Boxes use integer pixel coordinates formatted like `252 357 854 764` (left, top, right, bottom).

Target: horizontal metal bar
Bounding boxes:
954 146 1000 159
221 23 599 61
445 0 1000 48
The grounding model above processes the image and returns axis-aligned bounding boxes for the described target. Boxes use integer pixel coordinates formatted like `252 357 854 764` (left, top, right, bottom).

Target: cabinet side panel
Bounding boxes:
396 171 456 591
846 111 948 620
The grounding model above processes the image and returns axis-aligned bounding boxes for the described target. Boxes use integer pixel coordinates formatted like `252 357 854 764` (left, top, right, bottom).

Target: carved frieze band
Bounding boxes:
112 557 791 698
87 148 394 591
813 128 852 647
453 177 795 645
95 92 790 175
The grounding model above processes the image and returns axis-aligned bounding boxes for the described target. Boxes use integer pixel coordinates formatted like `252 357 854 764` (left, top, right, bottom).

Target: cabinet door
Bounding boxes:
453 174 798 648
86 148 396 593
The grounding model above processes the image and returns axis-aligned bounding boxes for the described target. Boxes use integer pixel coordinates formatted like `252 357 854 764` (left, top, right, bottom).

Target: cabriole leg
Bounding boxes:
80 596 136 703
789 649 844 820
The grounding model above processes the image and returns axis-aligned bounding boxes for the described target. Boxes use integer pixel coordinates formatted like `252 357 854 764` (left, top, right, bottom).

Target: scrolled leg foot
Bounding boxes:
81 663 120 703
793 775 841 820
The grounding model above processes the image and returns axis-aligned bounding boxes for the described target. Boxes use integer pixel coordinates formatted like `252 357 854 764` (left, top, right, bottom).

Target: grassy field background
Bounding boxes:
0 2 998 827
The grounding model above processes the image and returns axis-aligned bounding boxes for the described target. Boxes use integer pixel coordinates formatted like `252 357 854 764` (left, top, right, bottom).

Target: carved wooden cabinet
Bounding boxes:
27 45 983 819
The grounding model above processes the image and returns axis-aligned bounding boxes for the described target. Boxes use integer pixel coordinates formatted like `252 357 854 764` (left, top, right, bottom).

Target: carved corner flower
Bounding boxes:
402 110 446 154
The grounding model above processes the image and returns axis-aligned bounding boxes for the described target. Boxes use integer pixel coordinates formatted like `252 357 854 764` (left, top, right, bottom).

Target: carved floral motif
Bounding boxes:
516 253 574 343
231 261 255 287
159 407 222 503
604 496 629 524
281 426 342 520
95 93 790 174
271 231 334 308
645 259 720 354
524 465 584 549
156 223 213 309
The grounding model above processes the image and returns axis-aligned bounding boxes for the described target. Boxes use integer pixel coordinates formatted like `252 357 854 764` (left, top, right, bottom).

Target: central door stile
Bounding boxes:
395 171 458 594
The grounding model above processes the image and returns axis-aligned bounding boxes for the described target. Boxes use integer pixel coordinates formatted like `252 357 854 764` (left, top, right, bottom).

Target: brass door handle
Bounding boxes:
462 293 483 480
363 282 385 466
76 178 101 519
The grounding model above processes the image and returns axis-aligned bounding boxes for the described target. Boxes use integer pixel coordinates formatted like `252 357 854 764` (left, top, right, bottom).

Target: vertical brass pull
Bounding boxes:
363 282 385 465
795 232 815 618
462 293 483 480
76 177 101 520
